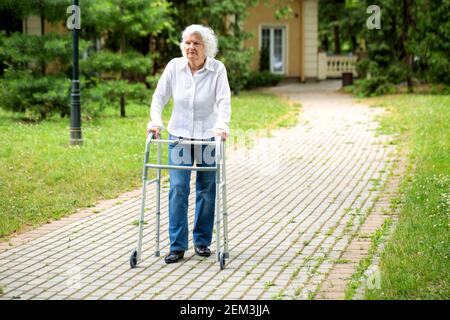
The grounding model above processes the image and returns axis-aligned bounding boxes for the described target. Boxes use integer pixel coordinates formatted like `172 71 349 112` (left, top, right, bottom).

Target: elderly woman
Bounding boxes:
147 24 231 264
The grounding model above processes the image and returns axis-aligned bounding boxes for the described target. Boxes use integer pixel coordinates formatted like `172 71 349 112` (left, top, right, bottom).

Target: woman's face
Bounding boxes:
184 33 206 62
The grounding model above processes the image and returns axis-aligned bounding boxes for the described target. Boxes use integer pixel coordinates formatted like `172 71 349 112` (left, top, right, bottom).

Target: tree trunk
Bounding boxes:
40 11 45 36
351 35 357 53
333 25 341 54
402 0 413 92
233 12 241 96
40 9 46 76
322 37 329 52
39 110 47 121
120 95 126 118
120 26 126 118
406 55 413 93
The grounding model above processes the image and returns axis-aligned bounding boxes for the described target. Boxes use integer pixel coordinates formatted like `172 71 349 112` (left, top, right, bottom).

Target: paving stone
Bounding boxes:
0 81 397 300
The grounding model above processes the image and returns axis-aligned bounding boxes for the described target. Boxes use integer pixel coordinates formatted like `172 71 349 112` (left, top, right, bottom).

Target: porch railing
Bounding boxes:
318 53 358 79
327 55 358 77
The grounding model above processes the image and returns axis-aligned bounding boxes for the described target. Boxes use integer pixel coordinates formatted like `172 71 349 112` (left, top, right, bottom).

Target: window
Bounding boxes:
261 26 285 74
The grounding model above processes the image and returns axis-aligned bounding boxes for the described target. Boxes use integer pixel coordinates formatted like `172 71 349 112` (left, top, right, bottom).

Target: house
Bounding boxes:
21 1 321 82
244 0 319 82
19 1 353 81
22 15 65 35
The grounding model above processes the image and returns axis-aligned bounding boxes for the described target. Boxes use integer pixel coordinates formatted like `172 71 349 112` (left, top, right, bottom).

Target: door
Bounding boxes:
261 26 285 74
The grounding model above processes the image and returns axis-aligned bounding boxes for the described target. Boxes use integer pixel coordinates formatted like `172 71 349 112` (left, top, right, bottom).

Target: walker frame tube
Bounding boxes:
130 133 228 270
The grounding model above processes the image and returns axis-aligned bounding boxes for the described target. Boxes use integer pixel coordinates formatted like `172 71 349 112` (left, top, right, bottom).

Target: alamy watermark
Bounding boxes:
66 265 82 289
366 5 381 30
66 5 81 30
366 270 381 290
168 127 281 178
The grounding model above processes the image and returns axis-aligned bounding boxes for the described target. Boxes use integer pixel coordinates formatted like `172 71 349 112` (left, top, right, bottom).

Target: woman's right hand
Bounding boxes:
147 126 160 139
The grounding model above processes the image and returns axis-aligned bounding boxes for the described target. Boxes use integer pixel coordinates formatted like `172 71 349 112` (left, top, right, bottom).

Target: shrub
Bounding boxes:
352 77 396 97
96 80 149 102
245 71 283 89
259 45 270 72
0 71 71 119
0 72 112 120
80 51 152 77
0 32 86 75
219 37 253 96
0 32 91 119
352 61 408 97
145 72 161 89
81 50 153 116
82 80 149 114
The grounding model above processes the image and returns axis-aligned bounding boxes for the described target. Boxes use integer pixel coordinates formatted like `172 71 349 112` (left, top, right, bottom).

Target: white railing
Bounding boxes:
326 55 358 78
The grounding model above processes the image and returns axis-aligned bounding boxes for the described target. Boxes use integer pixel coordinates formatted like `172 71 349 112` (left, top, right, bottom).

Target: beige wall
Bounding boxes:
23 15 67 35
23 16 42 35
302 0 318 79
45 20 66 34
244 0 302 78
23 16 67 75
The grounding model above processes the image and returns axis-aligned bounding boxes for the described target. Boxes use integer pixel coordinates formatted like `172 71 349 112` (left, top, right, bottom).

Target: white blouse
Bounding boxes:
148 56 231 139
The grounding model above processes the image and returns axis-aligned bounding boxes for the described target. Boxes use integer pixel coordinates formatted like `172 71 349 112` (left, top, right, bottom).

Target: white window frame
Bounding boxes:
259 25 286 75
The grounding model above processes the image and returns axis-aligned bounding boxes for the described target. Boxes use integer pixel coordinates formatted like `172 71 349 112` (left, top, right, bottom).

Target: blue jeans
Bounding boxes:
168 134 216 252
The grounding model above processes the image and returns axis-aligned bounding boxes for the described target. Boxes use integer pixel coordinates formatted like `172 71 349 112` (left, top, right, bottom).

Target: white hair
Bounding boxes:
179 24 218 58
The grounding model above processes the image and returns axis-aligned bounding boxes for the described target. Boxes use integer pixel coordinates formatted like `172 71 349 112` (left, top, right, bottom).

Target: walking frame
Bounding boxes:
129 132 229 270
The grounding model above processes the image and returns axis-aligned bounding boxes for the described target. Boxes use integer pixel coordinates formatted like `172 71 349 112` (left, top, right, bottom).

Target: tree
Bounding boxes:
352 0 450 96
319 0 347 53
0 0 69 28
168 0 259 95
410 0 450 85
82 0 173 117
0 0 69 74
0 31 83 119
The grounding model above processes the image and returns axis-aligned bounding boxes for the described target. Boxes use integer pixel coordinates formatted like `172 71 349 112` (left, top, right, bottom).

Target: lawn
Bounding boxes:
364 94 449 299
0 91 300 239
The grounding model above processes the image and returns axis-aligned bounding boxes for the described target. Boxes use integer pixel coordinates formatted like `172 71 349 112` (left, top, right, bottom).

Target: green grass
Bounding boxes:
271 289 287 300
0 91 300 239
363 94 450 300
131 220 148 226
263 281 275 289
345 218 393 299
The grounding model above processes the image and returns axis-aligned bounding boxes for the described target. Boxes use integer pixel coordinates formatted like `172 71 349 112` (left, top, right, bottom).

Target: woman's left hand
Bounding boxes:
215 129 228 141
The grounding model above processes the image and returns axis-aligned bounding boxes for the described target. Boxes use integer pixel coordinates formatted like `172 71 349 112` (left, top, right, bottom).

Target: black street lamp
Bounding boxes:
70 0 82 145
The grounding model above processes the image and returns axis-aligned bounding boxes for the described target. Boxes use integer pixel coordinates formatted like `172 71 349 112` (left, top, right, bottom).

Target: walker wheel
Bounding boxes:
130 249 138 268
219 252 226 270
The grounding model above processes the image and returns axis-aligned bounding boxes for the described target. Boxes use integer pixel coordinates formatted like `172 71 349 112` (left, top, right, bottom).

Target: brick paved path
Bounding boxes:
0 81 396 300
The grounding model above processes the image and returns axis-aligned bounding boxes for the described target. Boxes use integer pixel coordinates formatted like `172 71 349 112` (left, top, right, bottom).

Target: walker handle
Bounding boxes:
215 135 223 163
171 136 183 147
145 132 155 152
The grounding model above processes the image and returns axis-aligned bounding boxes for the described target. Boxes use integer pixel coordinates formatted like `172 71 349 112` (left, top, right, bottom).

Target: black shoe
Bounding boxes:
194 245 211 257
164 251 184 264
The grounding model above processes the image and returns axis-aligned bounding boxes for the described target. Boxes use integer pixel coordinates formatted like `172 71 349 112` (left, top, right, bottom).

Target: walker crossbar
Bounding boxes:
129 133 229 270
150 139 216 146
146 164 218 171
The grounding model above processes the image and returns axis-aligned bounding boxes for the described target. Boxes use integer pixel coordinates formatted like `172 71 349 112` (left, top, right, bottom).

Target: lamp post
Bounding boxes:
69 0 82 145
